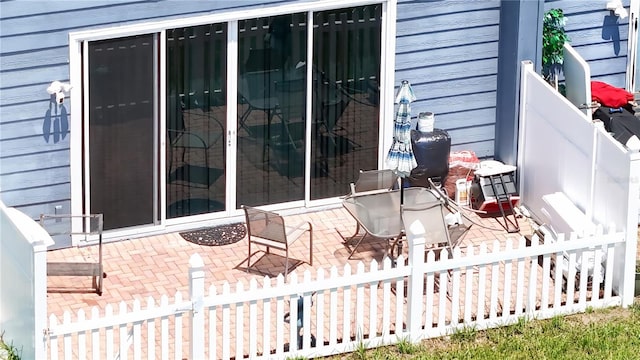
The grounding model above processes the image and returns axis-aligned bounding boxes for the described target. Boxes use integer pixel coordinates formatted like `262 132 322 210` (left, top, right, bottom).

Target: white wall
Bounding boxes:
0 201 53 360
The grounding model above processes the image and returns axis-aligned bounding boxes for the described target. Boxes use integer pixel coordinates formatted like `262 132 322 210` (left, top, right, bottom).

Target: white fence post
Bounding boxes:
405 218 426 343
189 253 205 359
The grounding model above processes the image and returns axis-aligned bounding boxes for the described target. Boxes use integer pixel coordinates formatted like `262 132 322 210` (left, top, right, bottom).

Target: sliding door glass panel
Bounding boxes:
166 24 228 218
311 5 382 200
88 35 155 230
236 14 307 207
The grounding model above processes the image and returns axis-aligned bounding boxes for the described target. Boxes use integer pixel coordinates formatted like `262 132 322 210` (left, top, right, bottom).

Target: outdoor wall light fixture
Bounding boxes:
606 0 628 19
46 80 72 104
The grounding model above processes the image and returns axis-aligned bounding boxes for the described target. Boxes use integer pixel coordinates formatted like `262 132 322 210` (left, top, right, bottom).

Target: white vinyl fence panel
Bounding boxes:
517 60 640 302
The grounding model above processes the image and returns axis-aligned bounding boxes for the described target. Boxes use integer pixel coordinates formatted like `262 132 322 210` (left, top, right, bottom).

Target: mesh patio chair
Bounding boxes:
349 169 399 195
401 192 471 261
340 169 400 257
242 205 313 278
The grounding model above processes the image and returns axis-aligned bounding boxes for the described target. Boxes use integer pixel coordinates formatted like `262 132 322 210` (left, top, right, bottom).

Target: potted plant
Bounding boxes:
542 8 570 91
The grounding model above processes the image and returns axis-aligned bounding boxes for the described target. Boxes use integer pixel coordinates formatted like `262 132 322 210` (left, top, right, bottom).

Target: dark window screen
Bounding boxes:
88 34 156 230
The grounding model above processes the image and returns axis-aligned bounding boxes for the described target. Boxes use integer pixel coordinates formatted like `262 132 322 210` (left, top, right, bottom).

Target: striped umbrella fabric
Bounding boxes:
386 80 417 178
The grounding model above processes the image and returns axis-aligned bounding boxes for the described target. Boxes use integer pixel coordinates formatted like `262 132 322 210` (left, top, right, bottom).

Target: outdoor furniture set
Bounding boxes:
242 169 472 278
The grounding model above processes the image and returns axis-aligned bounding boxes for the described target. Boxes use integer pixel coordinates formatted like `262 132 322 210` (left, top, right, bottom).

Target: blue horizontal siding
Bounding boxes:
0 0 291 213
0 150 70 174
545 0 631 88
396 0 500 158
3 0 624 222
0 167 70 192
0 117 70 144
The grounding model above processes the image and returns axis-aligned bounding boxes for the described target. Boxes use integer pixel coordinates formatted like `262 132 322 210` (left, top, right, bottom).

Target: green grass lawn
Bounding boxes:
325 301 640 360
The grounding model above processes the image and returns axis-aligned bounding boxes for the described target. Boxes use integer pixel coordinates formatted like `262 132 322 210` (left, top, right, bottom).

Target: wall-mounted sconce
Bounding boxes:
606 0 628 19
46 81 72 104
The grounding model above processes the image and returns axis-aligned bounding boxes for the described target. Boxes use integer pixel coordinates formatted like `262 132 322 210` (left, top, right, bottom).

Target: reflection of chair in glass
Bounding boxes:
238 69 281 136
313 72 351 152
274 78 306 149
264 78 306 175
167 94 224 187
242 205 313 278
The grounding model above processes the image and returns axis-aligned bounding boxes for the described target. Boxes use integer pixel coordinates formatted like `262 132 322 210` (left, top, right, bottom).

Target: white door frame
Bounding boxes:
626 0 639 92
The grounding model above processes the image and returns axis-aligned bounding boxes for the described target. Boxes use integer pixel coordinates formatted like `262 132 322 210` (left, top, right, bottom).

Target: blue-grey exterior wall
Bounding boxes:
0 0 633 227
545 0 631 88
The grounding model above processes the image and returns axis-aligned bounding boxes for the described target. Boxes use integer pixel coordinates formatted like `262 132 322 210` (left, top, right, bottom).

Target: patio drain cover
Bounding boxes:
180 223 246 246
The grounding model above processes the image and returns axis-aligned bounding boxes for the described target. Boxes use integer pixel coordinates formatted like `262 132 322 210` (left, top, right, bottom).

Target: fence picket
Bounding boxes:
578 246 590 306
235 281 244 360
604 241 616 301
476 244 487 322
45 228 629 359
396 257 406 336
132 300 141 360
450 248 461 324
463 245 474 323
368 260 379 342
261 278 270 358
553 234 564 309
356 262 365 344
159 295 168 360
288 273 299 352
248 279 258 357
91 307 100 360
527 238 539 314
62 312 72 360
329 266 339 346
221 282 231 360
315 269 326 348
174 292 183 360
503 240 513 320
275 275 285 356
302 271 313 350
77 310 86 360
537 233 551 311
118 302 127 360
424 251 436 330
343 263 352 344
515 238 526 316
208 285 216 360
437 266 447 329
146 297 155 360
567 239 578 305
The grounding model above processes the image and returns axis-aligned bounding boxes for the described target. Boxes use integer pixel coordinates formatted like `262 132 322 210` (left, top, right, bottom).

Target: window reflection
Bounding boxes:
166 24 227 218
310 5 382 200
236 14 307 207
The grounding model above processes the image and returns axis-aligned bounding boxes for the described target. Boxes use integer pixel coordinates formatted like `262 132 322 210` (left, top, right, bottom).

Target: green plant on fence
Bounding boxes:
0 331 22 360
542 8 570 89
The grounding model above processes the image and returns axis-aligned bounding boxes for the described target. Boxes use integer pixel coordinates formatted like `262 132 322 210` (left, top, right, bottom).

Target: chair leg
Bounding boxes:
239 107 253 136
347 233 367 260
309 229 313 266
247 241 251 272
284 249 290 279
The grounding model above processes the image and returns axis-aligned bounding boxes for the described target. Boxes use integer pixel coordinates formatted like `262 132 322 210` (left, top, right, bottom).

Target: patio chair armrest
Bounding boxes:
285 221 312 242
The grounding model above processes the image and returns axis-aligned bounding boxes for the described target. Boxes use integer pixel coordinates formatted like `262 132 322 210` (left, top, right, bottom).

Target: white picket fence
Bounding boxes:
45 225 633 359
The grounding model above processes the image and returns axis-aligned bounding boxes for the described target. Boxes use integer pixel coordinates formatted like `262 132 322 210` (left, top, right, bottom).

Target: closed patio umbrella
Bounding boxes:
386 80 418 203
